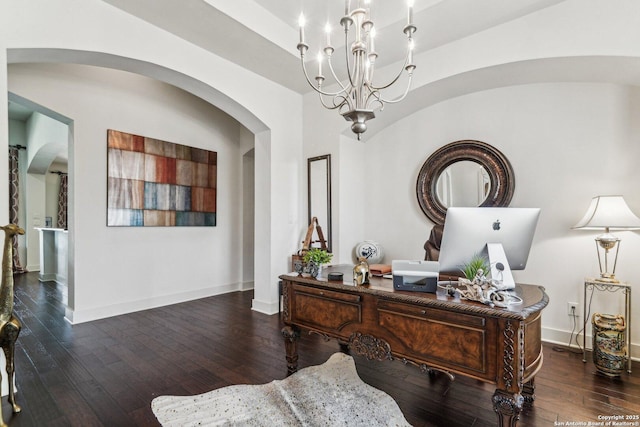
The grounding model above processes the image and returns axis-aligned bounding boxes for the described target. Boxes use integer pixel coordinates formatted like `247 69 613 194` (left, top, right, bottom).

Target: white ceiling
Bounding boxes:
5 0 577 115
100 0 566 94
7 101 32 122
7 0 568 156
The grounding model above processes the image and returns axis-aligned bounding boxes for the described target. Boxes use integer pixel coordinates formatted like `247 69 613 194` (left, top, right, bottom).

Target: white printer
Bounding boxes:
391 260 440 293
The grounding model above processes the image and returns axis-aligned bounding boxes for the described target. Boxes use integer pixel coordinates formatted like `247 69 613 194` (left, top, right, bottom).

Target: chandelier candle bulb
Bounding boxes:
408 0 414 26
345 0 350 16
325 23 331 47
298 13 305 45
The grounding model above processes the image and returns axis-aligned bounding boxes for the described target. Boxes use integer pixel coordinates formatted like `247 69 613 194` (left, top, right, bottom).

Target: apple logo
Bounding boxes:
492 219 501 231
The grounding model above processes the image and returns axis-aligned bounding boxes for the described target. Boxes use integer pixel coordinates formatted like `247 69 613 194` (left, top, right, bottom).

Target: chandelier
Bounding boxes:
297 0 417 140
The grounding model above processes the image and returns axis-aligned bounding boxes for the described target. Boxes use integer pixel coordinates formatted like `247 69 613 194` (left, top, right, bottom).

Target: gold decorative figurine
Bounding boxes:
353 257 370 286
0 224 24 426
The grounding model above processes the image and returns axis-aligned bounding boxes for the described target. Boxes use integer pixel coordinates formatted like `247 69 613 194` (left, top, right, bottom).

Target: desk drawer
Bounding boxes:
378 300 485 327
377 300 494 378
290 284 362 332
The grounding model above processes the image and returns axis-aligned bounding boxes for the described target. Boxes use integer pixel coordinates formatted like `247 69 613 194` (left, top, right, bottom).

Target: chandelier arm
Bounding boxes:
300 55 329 96
369 40 414 91
326 55 351 95
318 93 350 110
369 69 405 91
299 53 353 98
367 74 413 106
338 99 356 115
367 95 384 112
299 55 339 97
300 57 358 102
315 80 354 98
369 57 412 92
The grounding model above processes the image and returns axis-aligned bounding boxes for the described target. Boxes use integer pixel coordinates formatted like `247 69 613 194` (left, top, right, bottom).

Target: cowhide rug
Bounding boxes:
151 352 411 426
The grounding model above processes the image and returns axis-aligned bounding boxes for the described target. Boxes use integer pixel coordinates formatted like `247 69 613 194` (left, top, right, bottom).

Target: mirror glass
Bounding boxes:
435 161 491 208
308 155 332 252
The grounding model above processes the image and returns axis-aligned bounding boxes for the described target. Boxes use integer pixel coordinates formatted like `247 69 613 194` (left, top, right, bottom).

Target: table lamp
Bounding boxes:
573 195 640 282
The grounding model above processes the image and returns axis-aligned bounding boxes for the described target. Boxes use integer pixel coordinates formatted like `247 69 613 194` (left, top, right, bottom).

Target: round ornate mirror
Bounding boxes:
416 140 515 224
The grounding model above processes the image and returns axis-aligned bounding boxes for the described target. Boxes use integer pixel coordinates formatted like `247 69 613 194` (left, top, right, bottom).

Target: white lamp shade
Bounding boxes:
573 195 640 230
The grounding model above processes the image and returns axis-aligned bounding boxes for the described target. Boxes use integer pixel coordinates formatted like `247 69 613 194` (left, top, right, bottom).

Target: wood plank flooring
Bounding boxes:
2 272 640 426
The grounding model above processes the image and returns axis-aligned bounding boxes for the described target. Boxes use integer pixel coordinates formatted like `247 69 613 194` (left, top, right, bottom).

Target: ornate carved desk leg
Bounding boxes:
281 325 300 376
493 318 525 426
493 390 523 427
522 378 535 406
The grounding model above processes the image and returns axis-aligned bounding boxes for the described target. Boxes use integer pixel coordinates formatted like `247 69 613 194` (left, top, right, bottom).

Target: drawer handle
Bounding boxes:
320 291 324 296
421 310 426 315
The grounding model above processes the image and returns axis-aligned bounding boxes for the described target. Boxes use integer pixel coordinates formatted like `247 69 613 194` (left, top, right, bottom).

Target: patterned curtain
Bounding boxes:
8 147 26 273
57 173 68 229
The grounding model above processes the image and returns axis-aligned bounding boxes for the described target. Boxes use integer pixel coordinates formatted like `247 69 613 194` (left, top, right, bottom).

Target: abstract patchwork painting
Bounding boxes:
107 129 217 226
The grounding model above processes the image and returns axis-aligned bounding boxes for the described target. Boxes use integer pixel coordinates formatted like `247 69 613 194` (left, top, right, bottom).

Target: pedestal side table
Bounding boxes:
582 278 631 373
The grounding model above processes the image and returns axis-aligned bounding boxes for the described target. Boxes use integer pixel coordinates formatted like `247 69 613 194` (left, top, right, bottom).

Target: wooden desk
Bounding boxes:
280 265 549 427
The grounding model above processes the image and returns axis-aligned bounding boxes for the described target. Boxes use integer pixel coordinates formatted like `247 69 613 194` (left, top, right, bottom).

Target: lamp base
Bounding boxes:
595 237 621 284
597 274 619 284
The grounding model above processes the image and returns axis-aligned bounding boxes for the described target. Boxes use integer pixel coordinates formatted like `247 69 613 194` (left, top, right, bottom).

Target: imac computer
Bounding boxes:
438 207 541 289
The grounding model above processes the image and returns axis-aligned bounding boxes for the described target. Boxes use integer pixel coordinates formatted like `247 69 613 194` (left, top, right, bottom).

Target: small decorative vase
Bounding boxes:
353 257 370 286
308 262 321 278
592 313 627 376
355 241 384 264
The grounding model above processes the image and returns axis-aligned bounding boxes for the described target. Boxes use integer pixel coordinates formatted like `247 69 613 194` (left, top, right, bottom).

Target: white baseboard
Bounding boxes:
37 271 66 284
66 282 248 324
542 325 639 362
54 274 66 287
39 272 57 282
251 298 279 315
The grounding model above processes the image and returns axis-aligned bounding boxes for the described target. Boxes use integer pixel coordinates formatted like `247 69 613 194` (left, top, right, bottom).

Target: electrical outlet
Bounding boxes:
567 302 579 317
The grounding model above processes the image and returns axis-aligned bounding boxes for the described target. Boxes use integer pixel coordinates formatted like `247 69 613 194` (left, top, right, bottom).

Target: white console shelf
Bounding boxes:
35 227 68 284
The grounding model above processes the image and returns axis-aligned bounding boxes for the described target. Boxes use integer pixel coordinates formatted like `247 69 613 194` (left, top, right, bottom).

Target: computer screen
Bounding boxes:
438 207 540 289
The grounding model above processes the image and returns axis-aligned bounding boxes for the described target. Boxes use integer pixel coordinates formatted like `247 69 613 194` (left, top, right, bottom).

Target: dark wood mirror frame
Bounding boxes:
416 140 515 225
308 154 332 252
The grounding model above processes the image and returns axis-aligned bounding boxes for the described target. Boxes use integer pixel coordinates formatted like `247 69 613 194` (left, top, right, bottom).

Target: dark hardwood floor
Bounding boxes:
2 272 640 426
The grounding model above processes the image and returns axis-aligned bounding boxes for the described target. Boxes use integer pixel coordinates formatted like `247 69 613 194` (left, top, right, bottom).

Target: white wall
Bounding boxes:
9 63 246 322
239 128 255 289
296 0 640 358
334 82 640 355
0 0 304 320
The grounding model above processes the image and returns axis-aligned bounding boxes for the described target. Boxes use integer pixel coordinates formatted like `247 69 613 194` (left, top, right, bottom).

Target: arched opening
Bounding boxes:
7 49 274 322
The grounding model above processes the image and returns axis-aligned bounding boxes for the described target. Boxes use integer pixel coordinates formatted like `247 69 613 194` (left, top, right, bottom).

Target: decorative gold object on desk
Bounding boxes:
353 257 370 286
0 225 24 426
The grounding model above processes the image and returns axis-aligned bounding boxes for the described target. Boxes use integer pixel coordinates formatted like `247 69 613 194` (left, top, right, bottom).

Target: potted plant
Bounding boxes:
303 248 333 277
460 253 490 281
